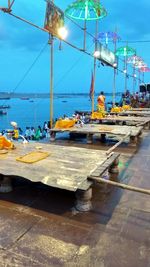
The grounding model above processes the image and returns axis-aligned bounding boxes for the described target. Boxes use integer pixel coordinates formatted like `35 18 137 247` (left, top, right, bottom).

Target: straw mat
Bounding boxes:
16 151 49 163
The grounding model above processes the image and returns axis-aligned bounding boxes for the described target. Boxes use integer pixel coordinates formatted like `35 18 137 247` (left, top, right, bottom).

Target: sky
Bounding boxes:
0 0 150 95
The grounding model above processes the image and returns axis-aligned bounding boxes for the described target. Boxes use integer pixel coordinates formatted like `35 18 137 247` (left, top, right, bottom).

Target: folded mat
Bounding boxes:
99 127 112 132
16 151 49 163
0 149 8 154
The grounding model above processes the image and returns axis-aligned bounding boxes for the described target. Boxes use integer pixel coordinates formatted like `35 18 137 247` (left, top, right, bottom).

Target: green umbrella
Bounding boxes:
116 46 136 93
116 46 136 57
65 0 107 20
65 0 107 112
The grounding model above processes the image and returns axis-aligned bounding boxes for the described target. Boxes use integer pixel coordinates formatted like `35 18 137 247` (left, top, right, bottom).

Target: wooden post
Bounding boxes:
75 188 92 211
86 133 93 144
0 175 13 193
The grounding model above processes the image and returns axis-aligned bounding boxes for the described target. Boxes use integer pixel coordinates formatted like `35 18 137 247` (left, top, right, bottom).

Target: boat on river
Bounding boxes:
0 105 10 109
0 110 7 115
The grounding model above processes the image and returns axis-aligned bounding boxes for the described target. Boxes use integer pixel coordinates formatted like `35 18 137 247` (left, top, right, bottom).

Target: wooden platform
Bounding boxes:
131 108 150 111
0 142 119 192
50 124 143 145
110 110 150 117
90 115 150 128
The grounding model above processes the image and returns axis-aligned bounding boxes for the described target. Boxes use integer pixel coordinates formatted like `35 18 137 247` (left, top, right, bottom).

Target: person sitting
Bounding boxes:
24 127 31 141
35 126 42 140
10 121 19 140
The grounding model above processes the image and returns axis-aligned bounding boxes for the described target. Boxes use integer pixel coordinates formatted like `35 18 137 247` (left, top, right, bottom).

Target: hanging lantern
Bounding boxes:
65 0 107 20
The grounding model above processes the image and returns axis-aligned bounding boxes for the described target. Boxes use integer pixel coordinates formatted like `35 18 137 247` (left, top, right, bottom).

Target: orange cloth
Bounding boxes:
0 136 14 149
54 119 76 129
97 95 105 110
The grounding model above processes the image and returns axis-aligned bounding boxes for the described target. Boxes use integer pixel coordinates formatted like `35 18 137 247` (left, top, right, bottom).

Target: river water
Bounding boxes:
0 95 120 132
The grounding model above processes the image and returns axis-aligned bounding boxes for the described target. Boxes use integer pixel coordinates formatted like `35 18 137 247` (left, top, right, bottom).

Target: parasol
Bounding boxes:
65 0 107 20
116 46 136 93
65 0 107 112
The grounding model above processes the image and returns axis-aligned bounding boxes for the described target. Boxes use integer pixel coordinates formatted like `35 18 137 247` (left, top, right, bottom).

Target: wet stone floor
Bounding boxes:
0 132 150 266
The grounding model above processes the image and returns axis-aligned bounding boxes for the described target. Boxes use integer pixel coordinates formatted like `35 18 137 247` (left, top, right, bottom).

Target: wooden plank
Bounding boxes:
0 142 119 192
93 115 150 125
51 124 143 138
111 111 150 117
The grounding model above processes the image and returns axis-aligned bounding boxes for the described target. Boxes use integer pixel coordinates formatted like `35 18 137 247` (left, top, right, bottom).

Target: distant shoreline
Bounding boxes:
0 92 122 99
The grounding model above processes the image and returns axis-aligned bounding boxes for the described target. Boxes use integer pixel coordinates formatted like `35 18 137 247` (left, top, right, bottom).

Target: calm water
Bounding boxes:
0 95 119 132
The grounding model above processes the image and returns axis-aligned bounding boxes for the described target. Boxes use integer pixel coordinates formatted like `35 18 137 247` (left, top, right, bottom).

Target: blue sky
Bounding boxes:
0 0 150 94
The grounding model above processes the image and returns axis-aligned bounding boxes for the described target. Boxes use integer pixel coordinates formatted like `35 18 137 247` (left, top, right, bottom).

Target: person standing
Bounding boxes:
97 91 106 111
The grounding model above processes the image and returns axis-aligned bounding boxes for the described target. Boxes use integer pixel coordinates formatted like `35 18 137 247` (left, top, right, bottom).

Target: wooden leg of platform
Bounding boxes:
130 136 138 146
146 122 150 130
75 188 92 212
109 158 119 174
143 122 150 130
101 133 106 143
87 134 93 144
0 175 13 193
50 131 56 142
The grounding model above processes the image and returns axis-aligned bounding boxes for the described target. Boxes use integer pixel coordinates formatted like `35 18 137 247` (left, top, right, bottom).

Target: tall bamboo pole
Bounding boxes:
49 35 54 129
132 65 136 94
83 0 88 51
83 19 87 51
112 33 117 107
124 55 127 93
50 0 54 129
138 70 141 90
92 20 98 112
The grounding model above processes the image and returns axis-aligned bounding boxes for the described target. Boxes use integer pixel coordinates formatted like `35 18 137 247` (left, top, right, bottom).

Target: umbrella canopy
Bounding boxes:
139 67 150 72
65 0 107 20
116 46 136 57
127 55 142 64
134 61 147 68
97 31 121 44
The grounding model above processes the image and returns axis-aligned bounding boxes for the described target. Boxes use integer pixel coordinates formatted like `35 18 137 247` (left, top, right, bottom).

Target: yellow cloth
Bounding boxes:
0 136 14 150
111 105 131 112
91 111 105 119
111 106 122 113
54 119 76 129
16 151 49 163
122 105 131 111
13 129 19 139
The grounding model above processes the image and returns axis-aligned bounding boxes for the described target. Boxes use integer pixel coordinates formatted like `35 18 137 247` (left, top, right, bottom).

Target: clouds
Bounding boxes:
0 0 150 94
104 0 150 40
